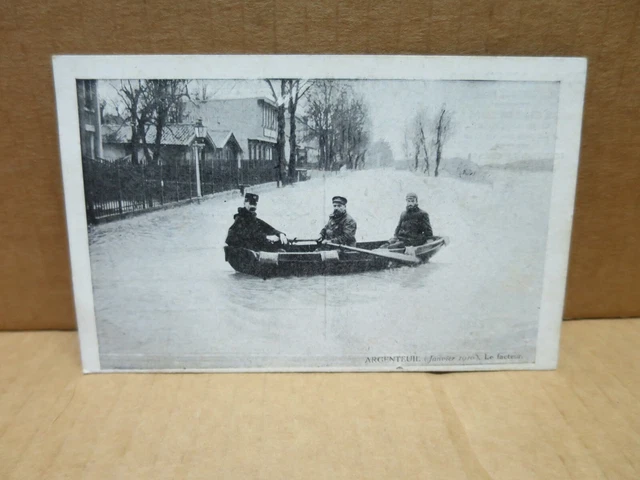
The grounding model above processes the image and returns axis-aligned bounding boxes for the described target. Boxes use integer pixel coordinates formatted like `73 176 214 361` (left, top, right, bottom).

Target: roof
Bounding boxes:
184 98 263 152
200 96 278 108
184 98 316 152
102 123 198 145
207 130 233 148
207 130 243 152
102 123 219 147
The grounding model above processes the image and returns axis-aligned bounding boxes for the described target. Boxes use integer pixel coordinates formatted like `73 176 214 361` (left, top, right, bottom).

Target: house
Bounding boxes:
76 80 103 159
100 121 245 199
183 97 318 168
207 130 245 167
101 123 242 167
183 98 277 163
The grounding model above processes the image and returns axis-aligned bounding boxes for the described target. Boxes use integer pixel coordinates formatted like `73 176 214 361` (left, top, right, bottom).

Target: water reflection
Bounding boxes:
89 169 549 368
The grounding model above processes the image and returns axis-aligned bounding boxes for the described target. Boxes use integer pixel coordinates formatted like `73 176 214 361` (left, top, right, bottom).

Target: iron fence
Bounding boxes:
239 160 276 187
200 158 240 196
82 154 283 224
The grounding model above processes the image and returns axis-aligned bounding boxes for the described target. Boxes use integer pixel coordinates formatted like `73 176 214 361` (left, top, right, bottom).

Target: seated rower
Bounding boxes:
316 195 357 247
385 192 433 249
225 193 288 252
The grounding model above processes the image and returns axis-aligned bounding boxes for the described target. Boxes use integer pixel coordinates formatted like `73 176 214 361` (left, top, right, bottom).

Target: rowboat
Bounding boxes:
224 237 448 278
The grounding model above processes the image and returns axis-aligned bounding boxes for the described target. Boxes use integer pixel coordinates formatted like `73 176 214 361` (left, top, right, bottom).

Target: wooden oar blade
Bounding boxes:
326 242 420 265
373 249 421 264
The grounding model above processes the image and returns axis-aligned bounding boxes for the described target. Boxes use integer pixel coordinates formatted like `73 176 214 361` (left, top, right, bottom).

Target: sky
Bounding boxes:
99 79 560 165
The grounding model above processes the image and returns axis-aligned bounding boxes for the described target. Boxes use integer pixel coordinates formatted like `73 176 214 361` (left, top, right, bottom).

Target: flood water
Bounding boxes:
88 168 552 370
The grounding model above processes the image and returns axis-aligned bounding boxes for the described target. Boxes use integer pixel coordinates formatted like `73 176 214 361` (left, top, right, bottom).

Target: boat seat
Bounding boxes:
319 250 340 262
257 251 279 265
404 246 418 256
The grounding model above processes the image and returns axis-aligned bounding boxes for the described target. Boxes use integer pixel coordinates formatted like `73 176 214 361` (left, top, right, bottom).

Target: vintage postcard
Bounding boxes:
52 55 586 372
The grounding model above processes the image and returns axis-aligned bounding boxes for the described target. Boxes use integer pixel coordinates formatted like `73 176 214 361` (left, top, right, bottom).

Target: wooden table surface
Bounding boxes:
1 319 639 479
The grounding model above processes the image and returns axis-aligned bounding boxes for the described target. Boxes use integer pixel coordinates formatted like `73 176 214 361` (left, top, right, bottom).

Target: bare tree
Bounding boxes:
305 80 339 171
333 89 370 170
406 107 452 176
116 80 190 165
143 80 191 165
117 80 150 165
418 117 431 175
409 111 423 172
266 79 289 187
286 79 313 182
135 80 191 165
433 106 453 177
305 81 370 172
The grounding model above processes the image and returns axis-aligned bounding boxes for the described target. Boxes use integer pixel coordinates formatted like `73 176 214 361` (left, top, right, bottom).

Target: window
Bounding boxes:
89 135 95 159
82 80 94 111
263 106 276 129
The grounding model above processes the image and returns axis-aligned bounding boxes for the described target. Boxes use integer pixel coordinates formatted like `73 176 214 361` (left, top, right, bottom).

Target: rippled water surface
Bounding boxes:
89 169 552 369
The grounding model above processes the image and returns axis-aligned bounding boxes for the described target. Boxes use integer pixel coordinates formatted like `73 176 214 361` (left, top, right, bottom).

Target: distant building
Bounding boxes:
76 80 103 159
294 119 319 168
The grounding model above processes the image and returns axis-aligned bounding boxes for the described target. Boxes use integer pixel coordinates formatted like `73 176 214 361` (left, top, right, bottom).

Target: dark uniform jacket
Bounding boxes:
225 207 282 251
393 206 433 246
319 212 357 246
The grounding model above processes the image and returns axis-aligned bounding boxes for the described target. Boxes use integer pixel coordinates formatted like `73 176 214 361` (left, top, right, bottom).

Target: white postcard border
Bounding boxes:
52 54 587 373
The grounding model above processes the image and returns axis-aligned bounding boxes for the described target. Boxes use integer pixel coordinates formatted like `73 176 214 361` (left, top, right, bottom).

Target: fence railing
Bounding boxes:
239 160 277 187
82 155 278 224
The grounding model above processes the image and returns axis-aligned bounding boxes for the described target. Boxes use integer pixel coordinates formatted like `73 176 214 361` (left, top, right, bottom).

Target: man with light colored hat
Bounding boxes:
225 192 288 251
317 195 357 246
385 192 433 249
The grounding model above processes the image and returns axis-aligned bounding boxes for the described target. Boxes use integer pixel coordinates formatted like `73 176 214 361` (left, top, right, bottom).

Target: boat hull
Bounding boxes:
224 237 447 278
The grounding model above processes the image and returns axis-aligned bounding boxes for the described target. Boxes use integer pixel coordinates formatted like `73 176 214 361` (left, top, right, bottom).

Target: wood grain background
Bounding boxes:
1 0 638 330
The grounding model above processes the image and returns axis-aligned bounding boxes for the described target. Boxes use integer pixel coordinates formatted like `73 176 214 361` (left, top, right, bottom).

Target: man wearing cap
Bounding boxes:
385 192 433 249
317 196 357 247
225 193 288 251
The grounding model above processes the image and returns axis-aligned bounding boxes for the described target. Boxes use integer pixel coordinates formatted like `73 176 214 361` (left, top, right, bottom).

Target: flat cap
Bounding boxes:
244 193 259 205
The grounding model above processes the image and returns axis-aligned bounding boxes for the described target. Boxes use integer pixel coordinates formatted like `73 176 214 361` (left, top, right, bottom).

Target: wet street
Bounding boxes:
88 167 552 370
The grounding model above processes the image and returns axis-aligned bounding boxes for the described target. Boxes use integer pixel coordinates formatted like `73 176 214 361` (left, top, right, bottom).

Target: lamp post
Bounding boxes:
193 119 206 198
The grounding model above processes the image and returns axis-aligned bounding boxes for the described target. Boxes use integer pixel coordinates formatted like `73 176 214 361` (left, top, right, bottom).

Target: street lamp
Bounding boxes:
195 118 206 140
193 119 206 198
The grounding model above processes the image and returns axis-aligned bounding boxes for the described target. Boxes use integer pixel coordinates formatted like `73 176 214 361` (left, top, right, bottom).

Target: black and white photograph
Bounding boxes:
52 55 586 372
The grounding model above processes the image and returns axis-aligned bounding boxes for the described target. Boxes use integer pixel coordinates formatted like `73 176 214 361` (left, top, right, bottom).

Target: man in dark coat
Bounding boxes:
386 192 433 249
225 193 288 251
317 196 357 246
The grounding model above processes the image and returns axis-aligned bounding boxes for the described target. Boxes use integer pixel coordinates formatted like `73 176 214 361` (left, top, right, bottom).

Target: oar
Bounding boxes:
325 242 421 265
